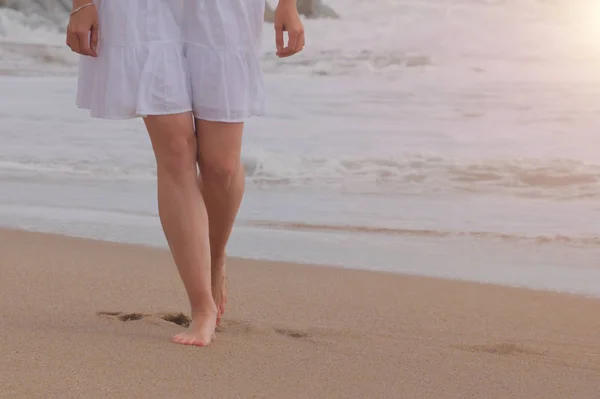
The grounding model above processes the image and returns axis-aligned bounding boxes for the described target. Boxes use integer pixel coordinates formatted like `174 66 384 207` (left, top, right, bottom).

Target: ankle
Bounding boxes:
211 253 227 270
190 302 218 318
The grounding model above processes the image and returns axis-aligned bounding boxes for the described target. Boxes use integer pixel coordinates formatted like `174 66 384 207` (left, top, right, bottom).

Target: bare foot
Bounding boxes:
171 308 217 347
212 258 227 326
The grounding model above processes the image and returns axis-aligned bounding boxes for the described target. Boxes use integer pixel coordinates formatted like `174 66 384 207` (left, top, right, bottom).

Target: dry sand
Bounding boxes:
1 228 600 398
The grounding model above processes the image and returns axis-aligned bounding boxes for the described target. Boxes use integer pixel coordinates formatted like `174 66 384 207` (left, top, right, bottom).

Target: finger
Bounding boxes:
70 34 82 54
279 40 298 58
275 23 284 54
78 31 93 56
295 31 305 53
286 31 298 55
90 23 99 57
279 48 295 58
279 30 303 57
66 27 75 50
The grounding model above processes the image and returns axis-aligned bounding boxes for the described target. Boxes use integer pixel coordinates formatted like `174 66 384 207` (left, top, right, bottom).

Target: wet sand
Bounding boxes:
1 228 599 398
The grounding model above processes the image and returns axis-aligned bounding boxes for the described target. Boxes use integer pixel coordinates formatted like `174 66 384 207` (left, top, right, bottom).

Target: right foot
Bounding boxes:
171 308 217 347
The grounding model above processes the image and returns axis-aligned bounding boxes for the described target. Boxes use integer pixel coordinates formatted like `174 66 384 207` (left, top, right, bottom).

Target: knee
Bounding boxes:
198 155 241 188
155 134 197 178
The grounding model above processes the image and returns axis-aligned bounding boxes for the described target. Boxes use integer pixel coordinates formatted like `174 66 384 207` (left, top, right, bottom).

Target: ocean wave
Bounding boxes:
0 41 77 73
3 152 600 199
243 220 600 247
0 7 76 74
0 159 154 181
260 49 432 76
242 151 600 199
0 6 66 42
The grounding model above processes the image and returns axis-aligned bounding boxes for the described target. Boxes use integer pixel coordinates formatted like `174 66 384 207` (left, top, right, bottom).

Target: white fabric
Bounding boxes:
76 0 266 122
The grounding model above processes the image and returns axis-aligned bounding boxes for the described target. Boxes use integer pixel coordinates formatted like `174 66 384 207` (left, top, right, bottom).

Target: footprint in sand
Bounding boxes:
98 311 256 333
454 342 545 357
274 328 310 339
218 319 253 334
97 311 191 327
98 311 314 343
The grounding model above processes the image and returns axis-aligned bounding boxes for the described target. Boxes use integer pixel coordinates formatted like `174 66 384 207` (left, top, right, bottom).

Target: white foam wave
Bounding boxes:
0 158 155 182
0 7 65 42
4 152 600 199
260 49 432 77
0 7 76 74
245 219 600 248
243 151 600 198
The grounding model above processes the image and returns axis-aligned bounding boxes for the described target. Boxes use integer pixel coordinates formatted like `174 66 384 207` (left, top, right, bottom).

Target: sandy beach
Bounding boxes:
3 0 600 397
0 228 599 398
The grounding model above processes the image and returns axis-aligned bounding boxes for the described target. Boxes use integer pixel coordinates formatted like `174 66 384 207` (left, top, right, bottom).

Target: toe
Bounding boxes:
171 336 182 344
172 334 193 345
171 333 211 347
171 334 185 344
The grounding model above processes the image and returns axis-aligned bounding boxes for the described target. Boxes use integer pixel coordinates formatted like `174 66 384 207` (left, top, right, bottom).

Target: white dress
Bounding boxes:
76 0 266 122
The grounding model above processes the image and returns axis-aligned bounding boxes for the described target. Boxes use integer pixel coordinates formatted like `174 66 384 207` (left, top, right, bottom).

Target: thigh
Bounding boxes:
195 120 244 168
145 113 197 159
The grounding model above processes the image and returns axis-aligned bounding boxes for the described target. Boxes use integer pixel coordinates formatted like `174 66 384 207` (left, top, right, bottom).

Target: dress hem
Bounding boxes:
76 104 265 123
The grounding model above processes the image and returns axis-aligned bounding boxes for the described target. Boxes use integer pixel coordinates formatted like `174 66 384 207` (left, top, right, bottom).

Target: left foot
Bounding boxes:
171 307 217 347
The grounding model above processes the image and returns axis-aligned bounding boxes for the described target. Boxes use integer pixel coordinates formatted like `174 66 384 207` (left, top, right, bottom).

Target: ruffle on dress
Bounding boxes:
77 43 265 121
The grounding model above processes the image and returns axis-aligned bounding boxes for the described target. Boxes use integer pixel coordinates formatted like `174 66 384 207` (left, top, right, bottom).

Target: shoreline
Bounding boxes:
2 227 600 397
0 225 596 300
3 219 600 299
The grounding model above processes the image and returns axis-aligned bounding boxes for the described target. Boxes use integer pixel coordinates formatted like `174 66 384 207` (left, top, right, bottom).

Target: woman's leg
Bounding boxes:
144 113 217 347
195 120 245 325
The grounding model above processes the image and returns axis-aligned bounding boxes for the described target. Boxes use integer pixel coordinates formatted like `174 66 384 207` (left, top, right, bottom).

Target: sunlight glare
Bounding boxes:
574 1 600 46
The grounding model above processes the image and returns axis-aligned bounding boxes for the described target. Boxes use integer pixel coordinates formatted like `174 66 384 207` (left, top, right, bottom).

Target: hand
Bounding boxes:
274 3 305 58
66 3 99 57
